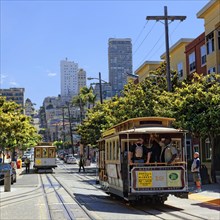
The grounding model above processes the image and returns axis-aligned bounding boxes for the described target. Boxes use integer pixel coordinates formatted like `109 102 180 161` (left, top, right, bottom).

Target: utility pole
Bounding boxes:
146 6 186 92
62 107 66 142
67 103 74 155
99 72 103 104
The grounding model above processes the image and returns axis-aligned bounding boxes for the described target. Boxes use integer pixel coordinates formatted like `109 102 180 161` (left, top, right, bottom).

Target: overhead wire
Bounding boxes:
133 21 148 47
135 20 183 69
133 21 157 55
147 21 182 60
136 30 165 68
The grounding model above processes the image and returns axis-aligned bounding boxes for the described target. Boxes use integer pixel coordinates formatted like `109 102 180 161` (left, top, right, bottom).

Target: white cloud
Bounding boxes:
46 70 57 77
9 81 19 86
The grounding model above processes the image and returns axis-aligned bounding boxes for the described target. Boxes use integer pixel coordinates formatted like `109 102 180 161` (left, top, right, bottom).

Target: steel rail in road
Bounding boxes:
48 173 97 220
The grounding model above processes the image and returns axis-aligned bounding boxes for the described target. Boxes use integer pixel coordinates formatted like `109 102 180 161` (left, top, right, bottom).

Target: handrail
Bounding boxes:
130 161 187 166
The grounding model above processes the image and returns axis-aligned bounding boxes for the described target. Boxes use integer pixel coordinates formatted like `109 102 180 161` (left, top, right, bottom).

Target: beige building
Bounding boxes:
0 88 25 109
134 61 162 83
161 38 194 80
197 0 220 74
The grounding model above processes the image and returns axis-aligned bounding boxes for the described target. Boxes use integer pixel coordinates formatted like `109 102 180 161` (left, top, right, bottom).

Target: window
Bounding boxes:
189 52 196 72
171 139 182 161
49 148 55 158
186 140 192 160
208 67 216 74
200 45 206 66
205 138 212 160
177 62 183 78
35 148 41 158
193 145 199 154
42 148 48 158
206 32 214 54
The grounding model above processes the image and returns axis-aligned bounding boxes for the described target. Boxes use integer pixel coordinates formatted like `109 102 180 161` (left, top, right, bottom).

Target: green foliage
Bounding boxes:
0 97 41 151
171 73 220 137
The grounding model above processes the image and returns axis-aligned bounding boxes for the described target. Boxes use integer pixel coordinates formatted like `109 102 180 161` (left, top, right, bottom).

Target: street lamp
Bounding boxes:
88 72 108 104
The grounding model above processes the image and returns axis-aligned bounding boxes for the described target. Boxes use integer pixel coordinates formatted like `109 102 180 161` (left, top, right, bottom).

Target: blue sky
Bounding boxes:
1 0 209 109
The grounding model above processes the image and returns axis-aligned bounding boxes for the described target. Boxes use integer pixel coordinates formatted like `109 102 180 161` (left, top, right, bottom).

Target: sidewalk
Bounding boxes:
187 172 220 207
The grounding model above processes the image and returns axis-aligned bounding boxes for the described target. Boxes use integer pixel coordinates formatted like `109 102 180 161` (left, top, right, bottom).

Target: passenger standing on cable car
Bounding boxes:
149 133 161 163
160 137 177 165
128 138 151 165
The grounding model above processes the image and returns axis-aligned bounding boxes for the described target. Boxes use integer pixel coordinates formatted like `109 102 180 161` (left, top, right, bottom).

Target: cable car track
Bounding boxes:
129 201 210 220
39 173 95 220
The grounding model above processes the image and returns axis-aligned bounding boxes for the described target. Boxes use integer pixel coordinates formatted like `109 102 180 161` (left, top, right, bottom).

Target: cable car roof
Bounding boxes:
119 127 186 134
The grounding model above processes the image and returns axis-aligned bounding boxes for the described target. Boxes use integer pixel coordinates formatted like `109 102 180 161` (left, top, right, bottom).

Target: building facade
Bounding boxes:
108 38 133 96
185 33 207 78
24 98 35 117
134 61 162 83
92 83 112 102
0 88 25 109
197 0 220 74
161 38 194 80
77 68 87 94
60 58 79 100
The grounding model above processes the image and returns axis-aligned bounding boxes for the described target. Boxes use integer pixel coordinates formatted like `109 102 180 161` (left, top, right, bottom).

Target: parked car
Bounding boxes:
0 163 16 184
64 154 73 163
66 156 77 164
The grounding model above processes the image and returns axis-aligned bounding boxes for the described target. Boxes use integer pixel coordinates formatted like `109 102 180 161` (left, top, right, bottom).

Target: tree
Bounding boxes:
77 75 168 145
0 97 41 162
170 74 220 182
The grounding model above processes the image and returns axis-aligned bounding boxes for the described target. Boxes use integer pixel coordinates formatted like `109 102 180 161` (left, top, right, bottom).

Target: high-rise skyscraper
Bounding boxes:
108 38 133 96
60 58 79 100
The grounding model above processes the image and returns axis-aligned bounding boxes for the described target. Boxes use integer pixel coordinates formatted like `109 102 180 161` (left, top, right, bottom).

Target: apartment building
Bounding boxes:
135 61 163 83
185 33 207 78
60 58 79 100
197 0 220 74
161 38 194 80
0 87 25 108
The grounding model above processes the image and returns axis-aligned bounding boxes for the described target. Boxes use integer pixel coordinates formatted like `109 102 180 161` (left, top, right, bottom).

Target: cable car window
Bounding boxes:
109 142 112 160
49 148 55 158
106 142 109 160
42 148 48 158
172 139 182 161
36 148 41 158
113 140 115 160
117 140 120 160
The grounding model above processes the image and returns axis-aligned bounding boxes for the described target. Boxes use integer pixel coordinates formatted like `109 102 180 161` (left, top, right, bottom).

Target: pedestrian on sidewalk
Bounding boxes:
24 157 30 174
78 154 85 173
191 152 202 192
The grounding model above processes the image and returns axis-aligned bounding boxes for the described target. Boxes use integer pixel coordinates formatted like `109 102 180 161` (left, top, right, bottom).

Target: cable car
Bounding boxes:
33 143 57 172
98 117 188 203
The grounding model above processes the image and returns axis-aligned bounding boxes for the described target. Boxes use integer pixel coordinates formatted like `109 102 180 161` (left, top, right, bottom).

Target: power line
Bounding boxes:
147 21 182 61
134 21 157 55
133 21 148 47
136 30 165 68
